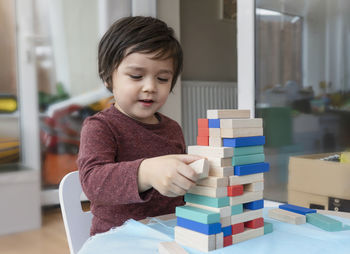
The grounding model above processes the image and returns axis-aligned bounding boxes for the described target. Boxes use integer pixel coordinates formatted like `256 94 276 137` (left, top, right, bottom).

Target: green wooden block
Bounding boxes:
231 204 243 215
306 213 343 231
175 206 220 224
184 193 230 208
264 222 273 234
233 146 264 156
232 153 265 166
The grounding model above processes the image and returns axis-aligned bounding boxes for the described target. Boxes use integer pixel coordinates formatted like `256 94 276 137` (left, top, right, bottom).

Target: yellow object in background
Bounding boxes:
0 95 17 113
340 152 350 163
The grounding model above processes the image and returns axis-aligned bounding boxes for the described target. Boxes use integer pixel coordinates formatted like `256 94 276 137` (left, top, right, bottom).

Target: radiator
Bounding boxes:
181 80 238 146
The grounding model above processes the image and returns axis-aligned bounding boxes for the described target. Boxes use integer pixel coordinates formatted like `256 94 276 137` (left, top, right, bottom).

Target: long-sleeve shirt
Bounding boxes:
77 105 186 235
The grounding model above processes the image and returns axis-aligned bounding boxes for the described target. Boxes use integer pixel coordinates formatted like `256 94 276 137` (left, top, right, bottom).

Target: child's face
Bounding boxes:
109 51 173 124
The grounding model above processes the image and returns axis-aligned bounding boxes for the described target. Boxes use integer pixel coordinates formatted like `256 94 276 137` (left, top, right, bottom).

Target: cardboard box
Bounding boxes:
288 153 350 212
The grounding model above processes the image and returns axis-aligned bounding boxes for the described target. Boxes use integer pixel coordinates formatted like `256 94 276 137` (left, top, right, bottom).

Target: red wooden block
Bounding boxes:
244 217 264 229
223 235 232 247
232 222 244 235
227 185 243 197
198 127 209 137
198 118 209 128
197 136 209 146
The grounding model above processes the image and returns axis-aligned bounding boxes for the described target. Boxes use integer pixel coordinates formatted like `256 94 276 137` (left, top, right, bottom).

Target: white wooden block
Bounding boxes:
158 241 188 254
220 127 263 138
209 128 221 137
207 109 250 119
220 118 263 128
209 137 222 147
197 176 229 188
186 202 232 218
207 157 232 167
230 209 263 225
232 227 264 244
189 159 209 179
187 145 233 158
268 208 306 225
244 181 264 192
216 232 224 250
229 173 264 185
209 166 233 177
220 216 231 227
175 226 216 252
188 185 227 198
230 191 263 206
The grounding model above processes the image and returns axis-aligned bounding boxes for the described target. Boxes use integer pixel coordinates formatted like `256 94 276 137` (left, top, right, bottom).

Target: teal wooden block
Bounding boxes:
233 146 264 156
231 204 243 215
176 206 220 224
232 153 265 166
306 213 343 231
184 193 230 208
264 222 273 234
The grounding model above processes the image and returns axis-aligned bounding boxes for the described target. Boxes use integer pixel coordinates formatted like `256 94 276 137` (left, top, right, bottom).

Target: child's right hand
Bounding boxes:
138 154 202 197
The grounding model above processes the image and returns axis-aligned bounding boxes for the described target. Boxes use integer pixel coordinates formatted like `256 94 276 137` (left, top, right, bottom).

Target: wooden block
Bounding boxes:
177 217 222 235
231 204 243 215
264 221 273 234
244 217 264 229
231 209 263 225
221 127 263 138
207 109 250 119
207 157 232 167
197 176 229 188
230 191 263 206
175 226 216 252
197 136 209 146
268 208 306 225
279 204 317 215
229 173 264 186
222 225 232 237
227 185 244 197
189 158 209 179
188 185 227 198
186 202 232 218
215 232 223 250
220 216 231 227
187 145 233 158
198 118 209 128
306 213 343 231
223 235 233 247
244 181 264 192
158 241 188 254
234 162 269 176
231 222 244 235
220 118 263 128
184 193 230 208
232 227 264 244
209 128 221 137
208 119 220 128
175 205 220 224
223 136 265 147
198 128 209 137
233 145 264 156
209 166 233 177
209 137 222 147
243 199 264 210
232 154 265 166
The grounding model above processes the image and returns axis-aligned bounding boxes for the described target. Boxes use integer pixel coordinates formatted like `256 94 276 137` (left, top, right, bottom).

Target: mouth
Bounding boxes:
138 99 154 106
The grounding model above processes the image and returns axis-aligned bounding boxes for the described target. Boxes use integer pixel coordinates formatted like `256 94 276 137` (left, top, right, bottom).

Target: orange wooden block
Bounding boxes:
197 136 209 146
244 217 264 229
223 235 232 247
232 223 244 235
227 185 243 197
198 128 209 137
198 118 209 128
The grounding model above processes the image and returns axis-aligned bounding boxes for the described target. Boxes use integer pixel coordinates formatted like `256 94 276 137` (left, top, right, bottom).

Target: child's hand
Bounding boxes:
138 154 202 197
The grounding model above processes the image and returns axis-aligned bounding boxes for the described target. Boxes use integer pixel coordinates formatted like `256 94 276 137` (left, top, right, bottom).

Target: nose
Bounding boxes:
142 78 157 93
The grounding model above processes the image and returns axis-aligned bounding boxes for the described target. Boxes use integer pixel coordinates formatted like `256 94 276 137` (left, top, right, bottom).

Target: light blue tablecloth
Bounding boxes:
78 208 350 254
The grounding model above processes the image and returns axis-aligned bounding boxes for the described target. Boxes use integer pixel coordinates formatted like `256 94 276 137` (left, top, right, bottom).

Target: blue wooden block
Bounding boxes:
221 225 232 237
234 162 269 176
279 204 317 215
177 217 222 235
223 136 265 147
244 199 264 210
208 119 220 128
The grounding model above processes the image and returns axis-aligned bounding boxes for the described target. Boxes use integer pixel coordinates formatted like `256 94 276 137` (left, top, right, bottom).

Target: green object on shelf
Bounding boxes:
264 221 273 234
306 213 343 232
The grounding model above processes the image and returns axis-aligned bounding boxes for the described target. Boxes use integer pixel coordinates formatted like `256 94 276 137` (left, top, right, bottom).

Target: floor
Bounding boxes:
0 207 69 254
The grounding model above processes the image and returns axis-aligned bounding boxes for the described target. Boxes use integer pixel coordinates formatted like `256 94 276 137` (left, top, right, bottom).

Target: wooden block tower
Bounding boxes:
174 109 270 252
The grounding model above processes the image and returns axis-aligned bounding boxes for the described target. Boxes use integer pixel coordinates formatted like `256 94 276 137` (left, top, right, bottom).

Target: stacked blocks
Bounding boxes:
174 109 271 252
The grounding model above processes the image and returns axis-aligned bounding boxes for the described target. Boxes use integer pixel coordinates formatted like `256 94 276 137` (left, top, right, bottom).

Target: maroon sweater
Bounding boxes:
77 105 185 235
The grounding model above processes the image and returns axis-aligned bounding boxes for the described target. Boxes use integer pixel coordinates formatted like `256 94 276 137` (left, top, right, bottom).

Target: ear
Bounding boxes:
104 81 109 88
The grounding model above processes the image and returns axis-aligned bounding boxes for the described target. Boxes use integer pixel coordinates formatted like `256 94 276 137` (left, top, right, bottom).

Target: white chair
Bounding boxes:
59 171 93 254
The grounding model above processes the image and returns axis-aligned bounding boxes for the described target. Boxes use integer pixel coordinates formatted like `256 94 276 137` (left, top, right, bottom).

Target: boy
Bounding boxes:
78 16 201 236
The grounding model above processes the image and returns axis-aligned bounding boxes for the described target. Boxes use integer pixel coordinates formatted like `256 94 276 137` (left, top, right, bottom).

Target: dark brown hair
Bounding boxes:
98 16 183 92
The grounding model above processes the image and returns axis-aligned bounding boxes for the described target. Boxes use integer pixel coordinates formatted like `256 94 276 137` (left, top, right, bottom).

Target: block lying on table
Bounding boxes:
189 158 209 179
279 204 317 215
187 145 234 158
175 226 216 252
207 109 250 119
158 241 188 254
268 208 306 225
306 213 343 231
175 206 220 224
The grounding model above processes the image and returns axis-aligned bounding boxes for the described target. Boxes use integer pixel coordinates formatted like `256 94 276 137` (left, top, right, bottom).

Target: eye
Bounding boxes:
129 75 142 80
158 77 169 83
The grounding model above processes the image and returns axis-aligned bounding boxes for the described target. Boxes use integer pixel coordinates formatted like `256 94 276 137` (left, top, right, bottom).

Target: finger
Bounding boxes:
170 154 204 165
176 163 198 182
169 183 187 196
172 173 195 192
